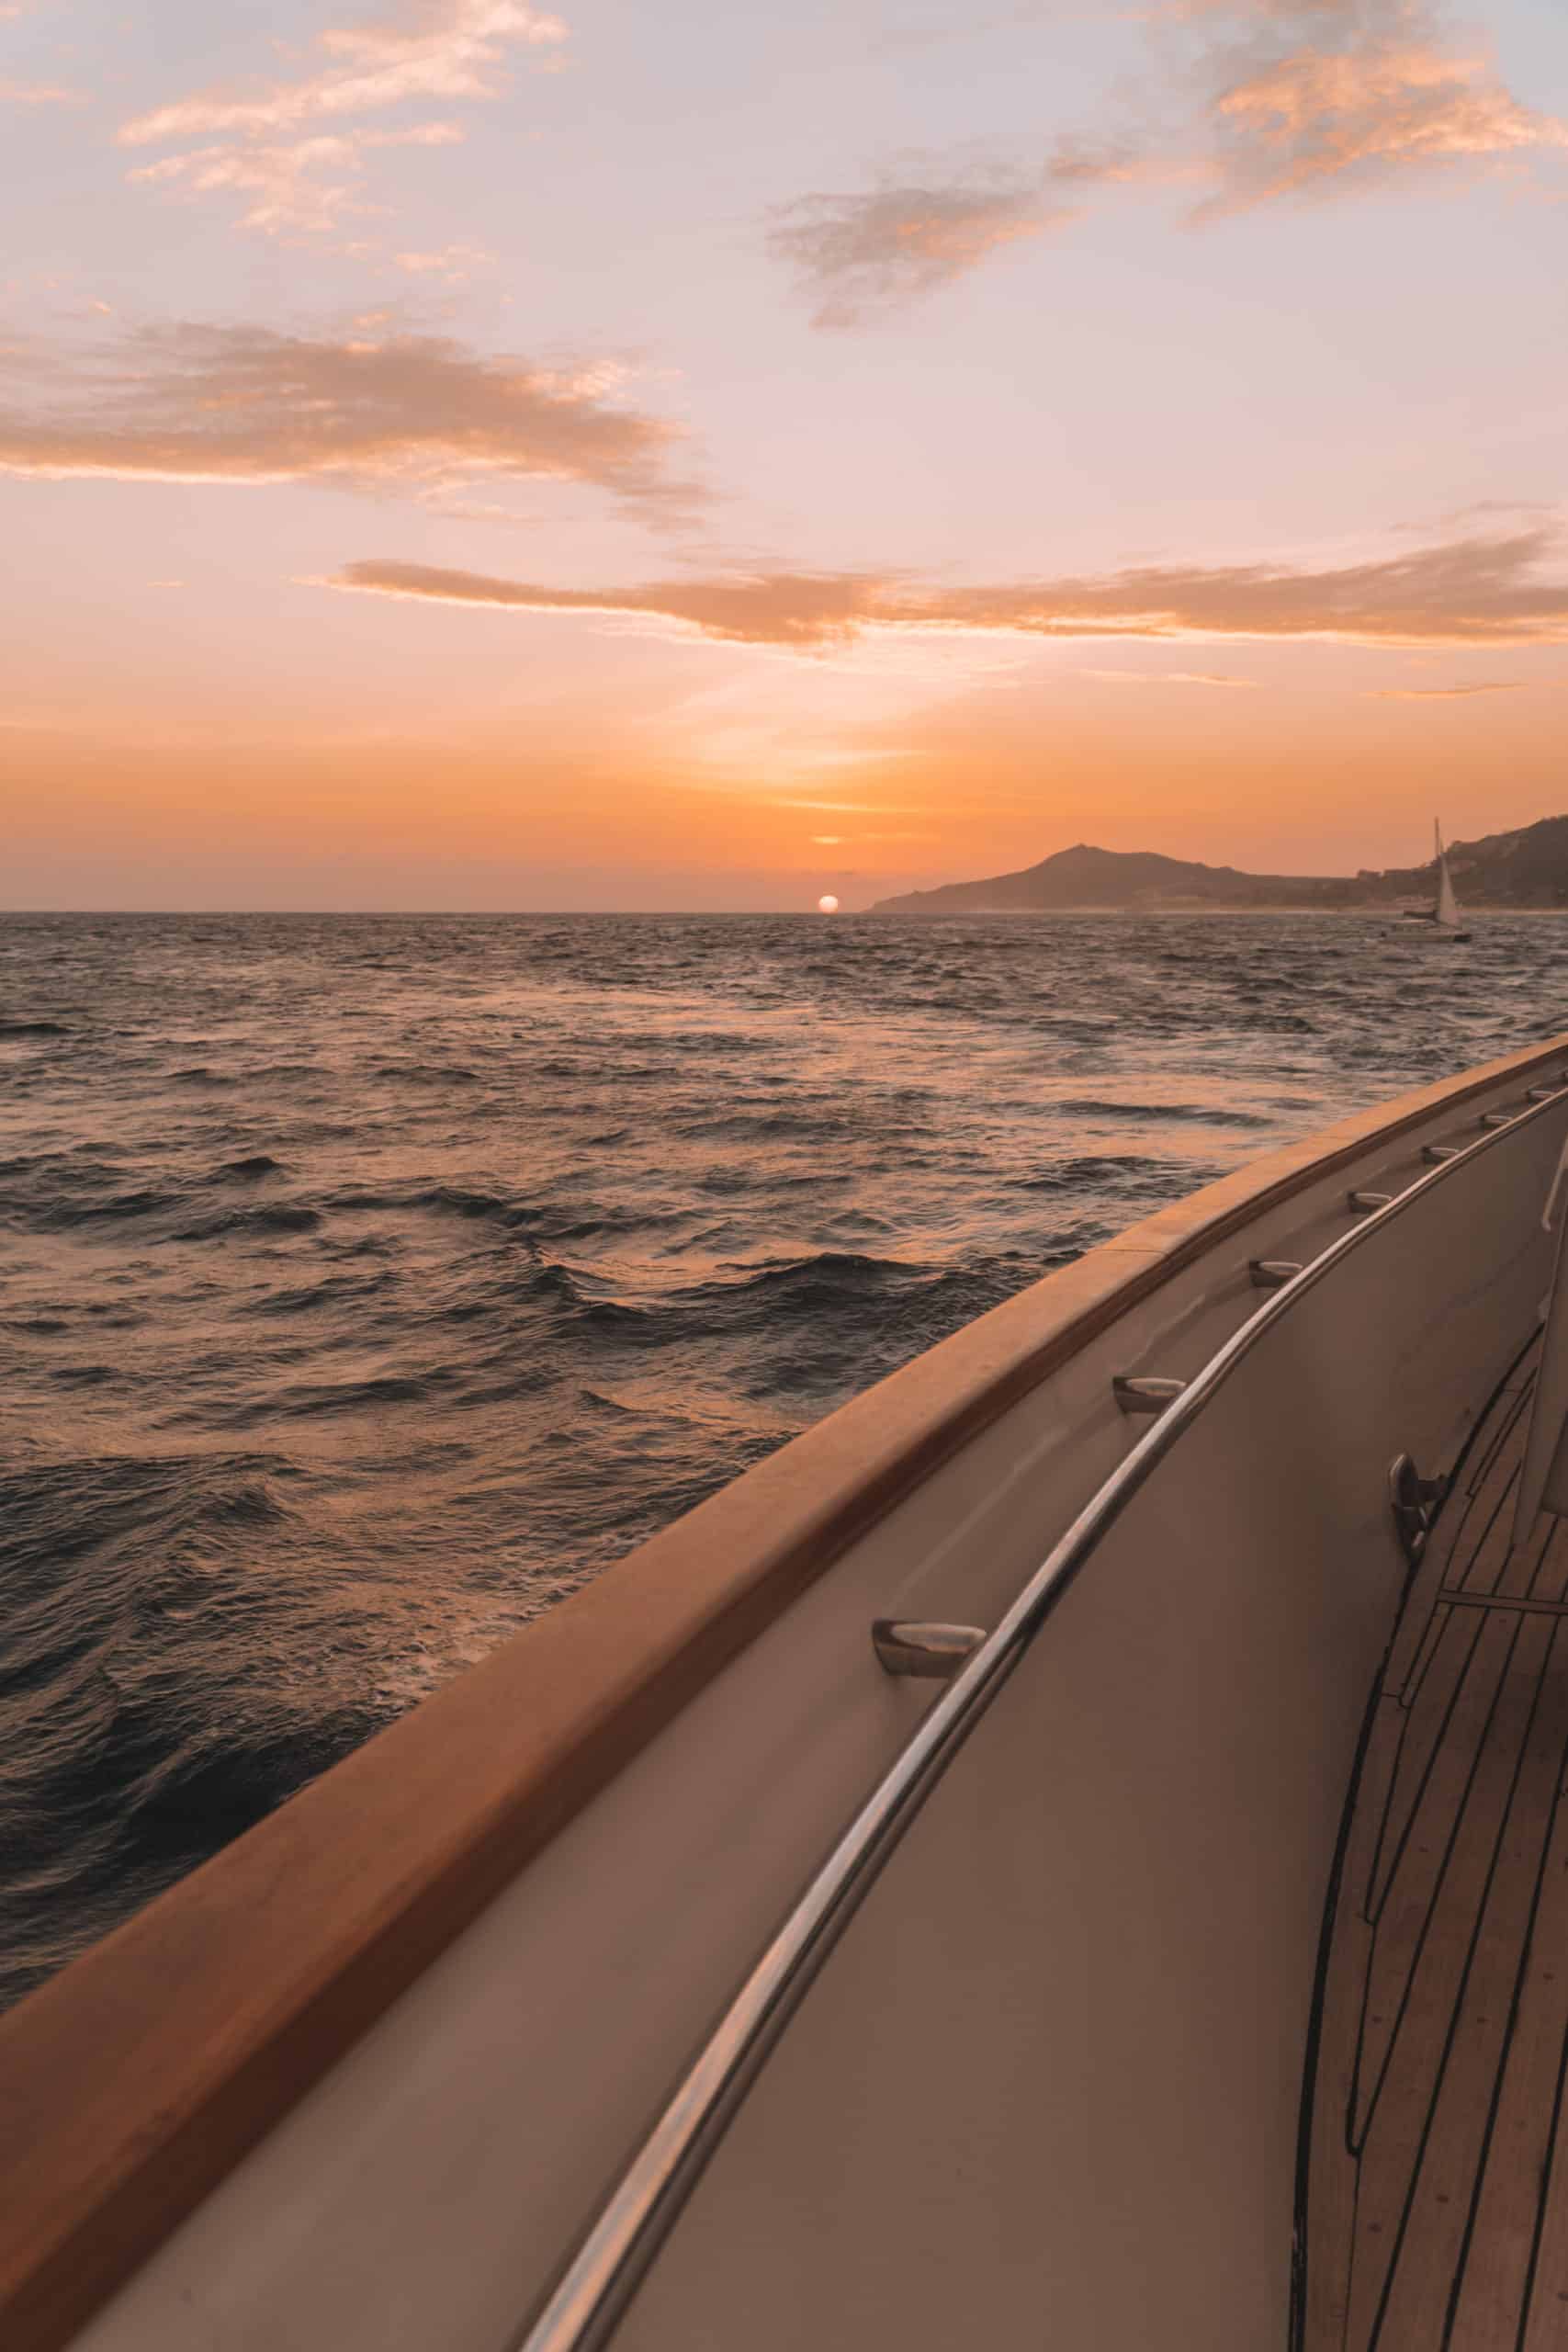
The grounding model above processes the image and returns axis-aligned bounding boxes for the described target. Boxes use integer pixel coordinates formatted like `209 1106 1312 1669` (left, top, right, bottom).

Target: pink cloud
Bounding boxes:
119 0 564 146
780 0 1568 323
319 529 1568 649
126 122 464 237
0 323 699 515
0 78 85 105
1204 33 1568 210
118 0 565 241
769 176 1066 328
1369 680 1525 699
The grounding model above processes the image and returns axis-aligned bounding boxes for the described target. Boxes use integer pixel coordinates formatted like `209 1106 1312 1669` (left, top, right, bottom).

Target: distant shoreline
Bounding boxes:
863 902 1559 918
869 823 1568 918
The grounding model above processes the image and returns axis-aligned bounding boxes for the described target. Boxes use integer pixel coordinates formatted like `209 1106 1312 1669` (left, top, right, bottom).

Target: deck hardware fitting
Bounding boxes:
1112 1374 1187 1417
1423 1144 1460 1164
1249 1260 1303 1290
1349 1190 1394 1213
871 1621 987 1679
1528 1085 1559 1102
1480 1112 1514 1129
1390 1452 1447 1566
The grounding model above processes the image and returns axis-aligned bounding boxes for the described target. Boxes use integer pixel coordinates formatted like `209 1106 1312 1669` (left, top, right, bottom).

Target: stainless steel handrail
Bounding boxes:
510 1084 1565 2352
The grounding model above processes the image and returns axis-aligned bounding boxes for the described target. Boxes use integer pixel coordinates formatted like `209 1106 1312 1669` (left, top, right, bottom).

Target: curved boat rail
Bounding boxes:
513 1084 1568 2352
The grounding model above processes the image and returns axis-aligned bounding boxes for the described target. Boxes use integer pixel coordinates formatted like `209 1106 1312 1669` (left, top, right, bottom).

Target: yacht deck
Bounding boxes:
1304 1336 1568 2349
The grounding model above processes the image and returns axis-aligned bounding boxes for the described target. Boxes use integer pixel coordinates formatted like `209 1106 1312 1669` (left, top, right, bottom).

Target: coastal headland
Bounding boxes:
872 818 1568 915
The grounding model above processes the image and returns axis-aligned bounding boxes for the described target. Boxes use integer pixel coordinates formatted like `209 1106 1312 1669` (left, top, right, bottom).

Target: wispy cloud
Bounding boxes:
319 529 1568 648
1369 679 1525 698
873 3 1073 54
1080 667 1261 685
119 0 565 144
392 238 493 278
0 78 85 105
777 1 1566 324
768 175 1066 328
1200 14 1568 213
324 561 889 644
118 0 567 239
0 324 698 515
126 122 465 237
770 797 924 812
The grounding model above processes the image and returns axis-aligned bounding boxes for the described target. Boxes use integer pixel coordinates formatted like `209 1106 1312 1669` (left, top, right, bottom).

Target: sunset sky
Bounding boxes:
4 0 1567 909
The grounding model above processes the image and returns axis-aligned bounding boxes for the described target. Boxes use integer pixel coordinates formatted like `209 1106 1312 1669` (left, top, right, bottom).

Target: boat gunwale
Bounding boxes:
510 1071 1568 2352
3 1029 1568 2352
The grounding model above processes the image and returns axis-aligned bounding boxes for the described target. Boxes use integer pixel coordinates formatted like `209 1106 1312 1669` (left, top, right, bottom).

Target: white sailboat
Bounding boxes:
1399 818 1472 941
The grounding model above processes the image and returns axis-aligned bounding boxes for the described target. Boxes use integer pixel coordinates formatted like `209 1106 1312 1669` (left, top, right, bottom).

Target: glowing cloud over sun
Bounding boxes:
320 530 1568 650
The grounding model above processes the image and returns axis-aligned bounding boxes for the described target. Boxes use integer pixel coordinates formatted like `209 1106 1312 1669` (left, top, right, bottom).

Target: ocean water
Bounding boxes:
3 908 1566 2007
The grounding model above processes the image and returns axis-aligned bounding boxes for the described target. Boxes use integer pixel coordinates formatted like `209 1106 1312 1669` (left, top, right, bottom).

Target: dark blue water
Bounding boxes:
3 909 1565 2006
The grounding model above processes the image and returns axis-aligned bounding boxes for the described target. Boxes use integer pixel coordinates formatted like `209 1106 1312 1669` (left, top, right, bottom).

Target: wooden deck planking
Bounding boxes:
1517 2018 1568 2348
1455 1455 1529 1598
1462 1375 1534 1505
1448 1783 1568 2347
1304 1711 1396 2348
1367 1619 1566 2348
1304 1340 1568 2350
1362 1608 1517 1968
1528 1521 1568 1607
1345 1614 1549 2342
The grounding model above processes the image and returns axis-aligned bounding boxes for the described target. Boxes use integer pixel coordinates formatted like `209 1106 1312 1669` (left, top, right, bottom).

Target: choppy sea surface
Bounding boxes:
4 908 1566 2006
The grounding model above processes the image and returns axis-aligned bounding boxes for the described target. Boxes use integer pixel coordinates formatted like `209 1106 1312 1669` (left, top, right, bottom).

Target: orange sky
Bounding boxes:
4 0 1567 907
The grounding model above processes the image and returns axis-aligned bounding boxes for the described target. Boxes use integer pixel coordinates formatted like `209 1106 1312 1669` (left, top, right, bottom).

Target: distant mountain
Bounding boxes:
871 818 1568 914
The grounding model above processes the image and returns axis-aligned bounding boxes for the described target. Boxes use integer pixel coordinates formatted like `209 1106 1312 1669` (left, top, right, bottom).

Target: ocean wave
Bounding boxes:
526 1250 987 1354
1011 1153 1204 1195
209 1154 285 1182
0 1446 383 2005
677 1109 856 1142
1052 1097 1275 1129
35 1186 186 1227
170 1371 443 1430
170 1203 321 1240
322 1181 537 1228
239 1271 400 1317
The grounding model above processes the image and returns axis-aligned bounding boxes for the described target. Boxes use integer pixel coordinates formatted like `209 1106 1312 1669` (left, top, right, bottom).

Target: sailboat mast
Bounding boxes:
1398 816 1467 940
1433 820 1461 932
